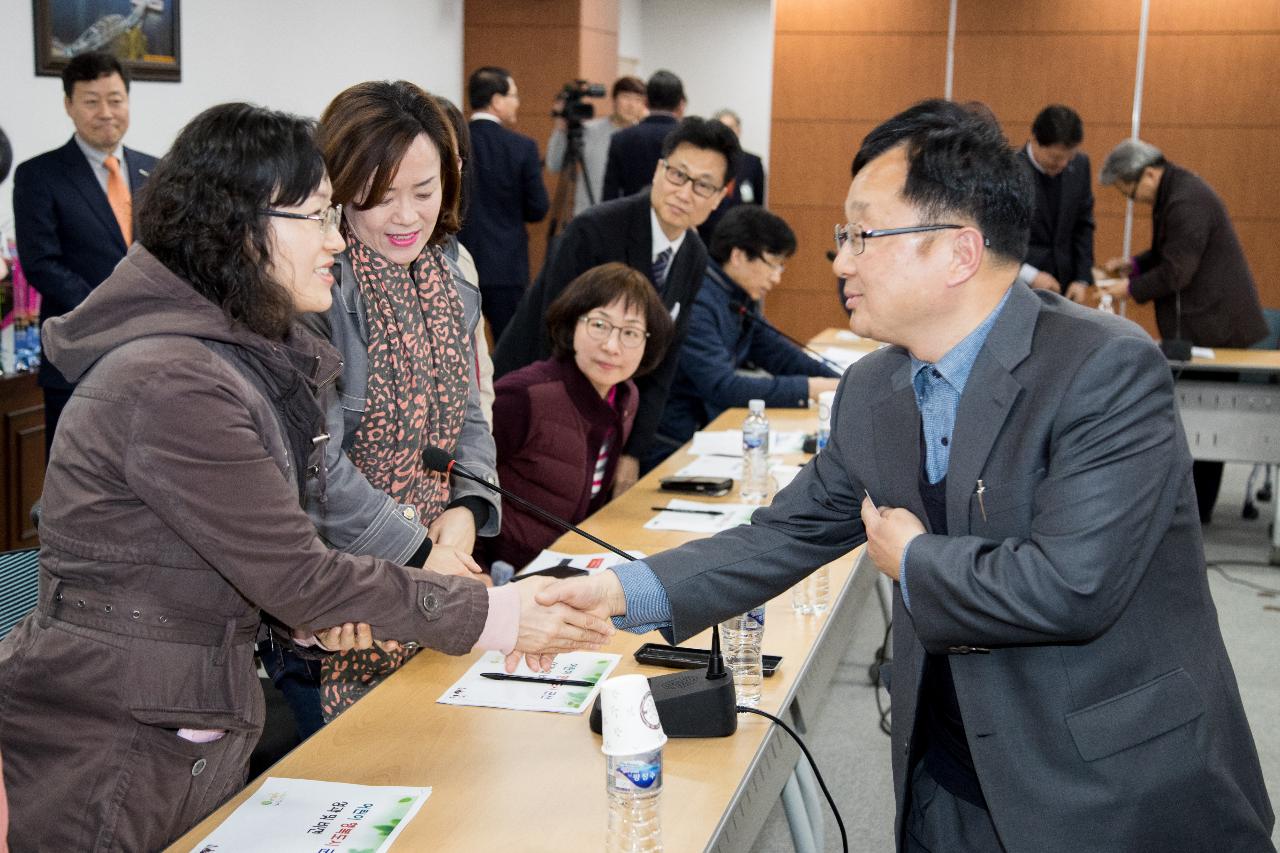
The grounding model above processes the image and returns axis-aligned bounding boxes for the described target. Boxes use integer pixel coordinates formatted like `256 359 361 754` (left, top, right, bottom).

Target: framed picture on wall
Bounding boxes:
33 0 181 82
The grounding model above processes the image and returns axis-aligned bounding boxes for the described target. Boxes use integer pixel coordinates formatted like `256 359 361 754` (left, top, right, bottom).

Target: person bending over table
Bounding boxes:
649 204 841 468
486 263 672 570
535 100 1274 853
0 103 612 853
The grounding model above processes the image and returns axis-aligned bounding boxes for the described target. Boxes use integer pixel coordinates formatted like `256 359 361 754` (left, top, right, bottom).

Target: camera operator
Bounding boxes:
546 76 646 218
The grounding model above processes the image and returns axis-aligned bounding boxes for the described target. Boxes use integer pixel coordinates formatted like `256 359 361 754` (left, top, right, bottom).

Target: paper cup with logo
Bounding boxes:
600 673 667 756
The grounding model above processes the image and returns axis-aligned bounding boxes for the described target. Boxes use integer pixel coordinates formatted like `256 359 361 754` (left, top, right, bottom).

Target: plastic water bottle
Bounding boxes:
816 390 835 452
720 605 765 706
606 747 663 852
741 399 770 502
790 566 831 614
1098 292 1116 314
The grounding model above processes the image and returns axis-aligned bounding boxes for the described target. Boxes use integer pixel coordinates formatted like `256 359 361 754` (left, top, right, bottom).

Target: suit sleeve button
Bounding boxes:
422 593 440 614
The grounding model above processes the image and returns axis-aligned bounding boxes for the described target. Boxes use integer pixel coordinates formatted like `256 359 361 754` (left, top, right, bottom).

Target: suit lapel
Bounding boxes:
60 139 125 250
1054 158 1076 241
944 284 1037 533
625 194 653 278
871 354 929 527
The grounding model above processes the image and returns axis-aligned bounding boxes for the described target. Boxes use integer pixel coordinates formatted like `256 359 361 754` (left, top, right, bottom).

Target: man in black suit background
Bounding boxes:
698 107 767 242
1015 104 1094 303
457 66 550 340
601 70 686 201
14 52 158 453
495 117 741 494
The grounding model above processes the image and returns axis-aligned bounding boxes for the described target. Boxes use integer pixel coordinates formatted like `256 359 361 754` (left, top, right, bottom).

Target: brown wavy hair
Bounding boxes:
318 80 461 243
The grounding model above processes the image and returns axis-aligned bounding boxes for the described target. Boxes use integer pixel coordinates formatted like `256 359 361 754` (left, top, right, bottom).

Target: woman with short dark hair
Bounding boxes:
487 262 672 569
0 103 610 852
314 81 503 717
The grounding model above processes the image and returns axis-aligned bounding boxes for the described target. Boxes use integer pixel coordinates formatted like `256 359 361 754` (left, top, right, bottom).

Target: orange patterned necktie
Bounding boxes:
103 155 132 245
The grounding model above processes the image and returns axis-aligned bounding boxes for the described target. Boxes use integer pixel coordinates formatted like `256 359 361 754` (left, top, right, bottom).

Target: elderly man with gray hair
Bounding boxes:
1097 138 1268 522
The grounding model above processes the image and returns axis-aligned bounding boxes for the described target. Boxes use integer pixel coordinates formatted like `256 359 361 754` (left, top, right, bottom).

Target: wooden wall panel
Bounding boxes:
1148 0 1280 32
776 0 950 33
957 0 1140 32
773 34 948 120
770 119 879 208
1143 35 1280 127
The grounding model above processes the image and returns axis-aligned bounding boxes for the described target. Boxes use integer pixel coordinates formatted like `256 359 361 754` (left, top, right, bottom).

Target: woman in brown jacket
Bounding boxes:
0 103 611 852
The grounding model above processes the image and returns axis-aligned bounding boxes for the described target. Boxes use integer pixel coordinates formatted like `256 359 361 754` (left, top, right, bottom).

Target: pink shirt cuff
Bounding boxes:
472 584 520 654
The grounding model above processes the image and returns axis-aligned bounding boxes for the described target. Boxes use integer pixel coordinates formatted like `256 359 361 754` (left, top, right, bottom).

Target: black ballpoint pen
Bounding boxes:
650 505 724 516
480 672 596 688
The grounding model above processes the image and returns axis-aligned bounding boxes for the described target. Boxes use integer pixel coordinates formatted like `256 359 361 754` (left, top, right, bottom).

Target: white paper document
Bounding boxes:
770 464 803 490
675 455 743 479
1191 346 1215 359
190 776 429 853
437 651 620 715
515 549 646 578
645 498 759 533
817 346 873 371
689 430 809 457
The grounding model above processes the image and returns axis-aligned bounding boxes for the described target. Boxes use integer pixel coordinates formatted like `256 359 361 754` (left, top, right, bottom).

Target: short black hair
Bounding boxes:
546 262 673 376
851 98 1032 263
61 51 129 98
646 70 684 112
468 66 511 110
136 103 326 340
709 206 797 265
660 117 741 187
0 126 11 185
1031 104 1083 148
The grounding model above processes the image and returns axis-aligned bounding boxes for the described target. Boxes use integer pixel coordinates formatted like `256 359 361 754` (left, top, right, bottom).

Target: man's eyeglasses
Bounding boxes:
580 314 649 349
261 204 343 233
834 222 963 256
660 160 723 199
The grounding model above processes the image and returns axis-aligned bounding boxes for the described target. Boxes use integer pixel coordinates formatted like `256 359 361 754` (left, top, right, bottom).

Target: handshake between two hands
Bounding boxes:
307 571 630 676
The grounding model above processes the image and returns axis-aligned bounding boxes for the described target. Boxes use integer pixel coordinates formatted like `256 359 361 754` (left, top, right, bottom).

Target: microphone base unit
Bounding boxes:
589 670 739 738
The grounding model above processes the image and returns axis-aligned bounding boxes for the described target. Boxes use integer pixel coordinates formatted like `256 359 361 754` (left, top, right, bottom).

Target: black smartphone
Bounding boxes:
659 476 733 497
634 642 781 676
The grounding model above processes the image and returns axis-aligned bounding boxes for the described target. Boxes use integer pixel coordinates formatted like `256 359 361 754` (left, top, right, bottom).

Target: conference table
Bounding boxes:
811 326 1280 562
170 406 880 852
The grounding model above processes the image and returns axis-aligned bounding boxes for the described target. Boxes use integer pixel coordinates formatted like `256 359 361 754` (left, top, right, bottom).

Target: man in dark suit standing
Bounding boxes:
1098 138 1268 522
1016 104 1094 302
457 66 549 340
495 117 740 494
14 52 158 454
601 70 685 201
538 101 1275 853
697 108 766 242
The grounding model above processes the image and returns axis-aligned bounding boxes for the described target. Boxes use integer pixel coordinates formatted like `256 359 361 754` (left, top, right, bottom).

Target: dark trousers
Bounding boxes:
256 638 326 741
904 762 1007 853
42 386 73 461
1193 460 1224 523
481 286 524 342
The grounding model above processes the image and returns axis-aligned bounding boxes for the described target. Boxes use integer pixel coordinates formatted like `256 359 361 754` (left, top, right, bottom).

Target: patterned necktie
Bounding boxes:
651 247 673 288
103 155 132 245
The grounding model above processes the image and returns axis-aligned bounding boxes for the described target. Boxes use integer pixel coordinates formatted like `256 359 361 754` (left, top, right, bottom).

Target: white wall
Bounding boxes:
628 0 775 167
0 0 465 240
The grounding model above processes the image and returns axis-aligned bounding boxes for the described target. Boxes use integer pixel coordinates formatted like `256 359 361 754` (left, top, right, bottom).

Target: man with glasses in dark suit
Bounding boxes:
495 117 740 494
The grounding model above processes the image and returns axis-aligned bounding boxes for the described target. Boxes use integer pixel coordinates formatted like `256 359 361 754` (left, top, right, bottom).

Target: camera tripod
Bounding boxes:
546 118 594 248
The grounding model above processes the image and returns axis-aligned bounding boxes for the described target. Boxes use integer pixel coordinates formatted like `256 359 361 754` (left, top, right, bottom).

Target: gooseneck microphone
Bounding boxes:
732 302 845 373
424 445 738 738
421 446 635 562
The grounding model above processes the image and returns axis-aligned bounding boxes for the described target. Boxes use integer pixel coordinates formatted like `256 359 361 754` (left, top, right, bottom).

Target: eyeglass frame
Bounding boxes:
261 204 343 233
579 313 650 349
834 222 967 256
659 159 725 199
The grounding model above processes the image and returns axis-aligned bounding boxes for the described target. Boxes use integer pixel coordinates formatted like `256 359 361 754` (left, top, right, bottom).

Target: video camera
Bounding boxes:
552 79 607 125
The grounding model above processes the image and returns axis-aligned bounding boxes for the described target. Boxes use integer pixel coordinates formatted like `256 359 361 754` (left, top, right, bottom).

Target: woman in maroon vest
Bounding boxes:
488 263 672 569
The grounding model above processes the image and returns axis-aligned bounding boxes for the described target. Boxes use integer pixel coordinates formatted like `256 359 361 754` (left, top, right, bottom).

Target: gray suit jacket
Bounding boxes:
645 283 1274 852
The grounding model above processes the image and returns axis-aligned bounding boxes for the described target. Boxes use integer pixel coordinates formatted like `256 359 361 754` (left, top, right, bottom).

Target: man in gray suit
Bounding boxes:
536 101 1274 851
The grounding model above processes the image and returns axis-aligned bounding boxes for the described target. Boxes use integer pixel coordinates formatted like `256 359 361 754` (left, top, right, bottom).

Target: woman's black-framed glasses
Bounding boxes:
261 204 343 233
834 222 963 256
580 314 649 349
